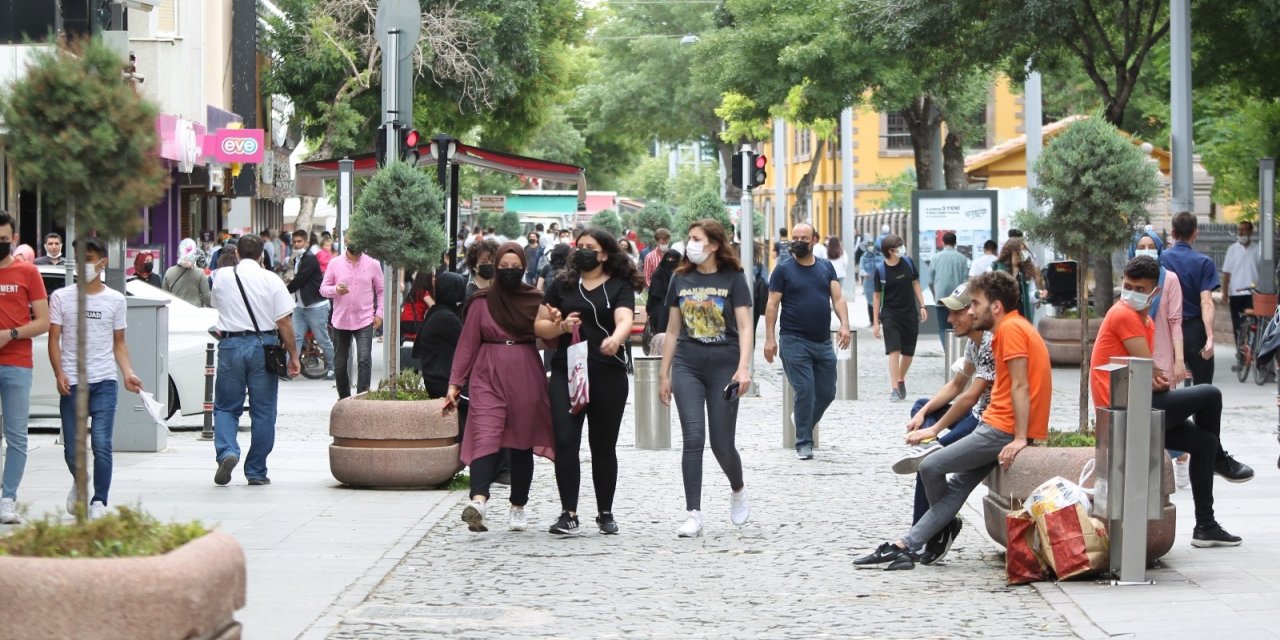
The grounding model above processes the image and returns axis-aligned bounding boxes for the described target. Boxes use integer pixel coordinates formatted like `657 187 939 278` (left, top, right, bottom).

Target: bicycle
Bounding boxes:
1235 288 1277 384
299 330 330 380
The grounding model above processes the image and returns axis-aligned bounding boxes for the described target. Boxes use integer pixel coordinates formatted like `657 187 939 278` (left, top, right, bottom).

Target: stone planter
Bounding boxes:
0 530 245 639
982 446 1176 563
329 393 462 488
1038 316 1104 366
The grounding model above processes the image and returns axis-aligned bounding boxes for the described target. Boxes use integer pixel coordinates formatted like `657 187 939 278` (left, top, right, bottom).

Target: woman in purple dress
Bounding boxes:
444 242 555 532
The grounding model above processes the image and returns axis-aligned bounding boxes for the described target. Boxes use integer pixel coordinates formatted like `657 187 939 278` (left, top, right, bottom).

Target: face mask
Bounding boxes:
48 250 61 259
1120 288 1152 311
572 248 601 271
495 268 523 290
141 261 153 273
476 264 495 280
1239 235 1251 244
0 242 11 261
1135 249 1159 260
790 240 812 259
82 261 101 282
888 248 900 258
685 240 711 265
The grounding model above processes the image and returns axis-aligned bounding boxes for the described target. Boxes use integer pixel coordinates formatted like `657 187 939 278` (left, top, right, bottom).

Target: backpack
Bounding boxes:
876 256 915 291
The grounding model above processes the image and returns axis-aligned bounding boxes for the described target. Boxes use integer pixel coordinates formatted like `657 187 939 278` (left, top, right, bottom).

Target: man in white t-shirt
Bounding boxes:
969 239 998 276
1221 220 1261 350
48 238 143 520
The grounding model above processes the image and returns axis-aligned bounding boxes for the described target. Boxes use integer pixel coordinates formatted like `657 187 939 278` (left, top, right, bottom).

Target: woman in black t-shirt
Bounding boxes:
872 234 927 402
535 228 642 536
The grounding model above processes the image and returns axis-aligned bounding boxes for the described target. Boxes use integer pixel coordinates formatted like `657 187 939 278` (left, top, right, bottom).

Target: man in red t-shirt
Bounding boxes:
854 270 1052 570
1090 255 1253 548
0 214 51 524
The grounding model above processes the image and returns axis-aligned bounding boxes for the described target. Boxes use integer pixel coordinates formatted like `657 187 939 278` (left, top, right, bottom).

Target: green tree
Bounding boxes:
1198 96 1280 218
1 39 169 522
633 203 675 246
1013 116 1160 430
677 188 731 234
348 162 447 397
873 169 918 211
496 211 523 239
590 210 625 239
621 156 673 202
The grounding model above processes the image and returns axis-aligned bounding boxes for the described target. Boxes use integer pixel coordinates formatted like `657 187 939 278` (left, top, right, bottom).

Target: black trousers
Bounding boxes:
469 449 534 506
1152 385 1226 528
549 362 629 514
1182 319 1214 385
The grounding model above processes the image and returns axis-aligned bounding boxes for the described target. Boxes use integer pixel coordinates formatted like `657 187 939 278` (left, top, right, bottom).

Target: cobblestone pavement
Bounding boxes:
327 333 1078 639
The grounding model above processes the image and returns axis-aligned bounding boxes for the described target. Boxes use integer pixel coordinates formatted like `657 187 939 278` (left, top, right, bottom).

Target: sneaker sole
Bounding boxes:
1215 472 1254 484
461 504 487 532
214 455 238 486
1191 537 1242 548
677 529 703 538
549 527 582 536
925 519 962 565
852 561 891 569
509 523 528 532
891 446 941 475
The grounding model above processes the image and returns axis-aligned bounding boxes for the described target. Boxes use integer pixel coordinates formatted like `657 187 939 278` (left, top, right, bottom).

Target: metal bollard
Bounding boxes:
633 355 670 449
835 330 857 400
201 342 215 441
1093 356 1163 585
781 369 820 449
943 330 969 383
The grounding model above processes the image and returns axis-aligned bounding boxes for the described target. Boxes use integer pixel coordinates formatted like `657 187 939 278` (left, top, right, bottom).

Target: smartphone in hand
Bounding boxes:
723 381 741 402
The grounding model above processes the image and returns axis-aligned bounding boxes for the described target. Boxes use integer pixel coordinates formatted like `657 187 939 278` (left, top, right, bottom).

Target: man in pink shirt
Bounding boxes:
321 242 384 398
642 228 671 286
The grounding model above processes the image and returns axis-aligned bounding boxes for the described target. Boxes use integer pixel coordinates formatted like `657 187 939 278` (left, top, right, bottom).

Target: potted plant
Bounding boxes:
1038 305 1104 366
0 38 245 636
329 161 458 488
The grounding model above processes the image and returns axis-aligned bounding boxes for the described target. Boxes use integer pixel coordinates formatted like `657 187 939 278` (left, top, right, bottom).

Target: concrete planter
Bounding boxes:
0 530 245 639
1038 316 1104 366
329 393 462 488
982 445 1176 563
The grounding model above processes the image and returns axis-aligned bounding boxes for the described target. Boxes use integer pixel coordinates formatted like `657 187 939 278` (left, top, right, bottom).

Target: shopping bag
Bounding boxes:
1025 473 1091 519
567 325 590 415
1005 510 1048 585
1034 503 1109 580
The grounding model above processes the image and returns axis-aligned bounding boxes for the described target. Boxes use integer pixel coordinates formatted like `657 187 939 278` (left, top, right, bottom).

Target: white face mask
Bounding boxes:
1239 235 1251 244
685 240 711 265
82 261 101 283
1120 288 1152 311
1135 249 1158 259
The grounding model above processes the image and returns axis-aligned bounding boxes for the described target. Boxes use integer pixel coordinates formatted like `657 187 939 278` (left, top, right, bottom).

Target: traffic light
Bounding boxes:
730 151 745 189
749 153 768 189
401 128 421 163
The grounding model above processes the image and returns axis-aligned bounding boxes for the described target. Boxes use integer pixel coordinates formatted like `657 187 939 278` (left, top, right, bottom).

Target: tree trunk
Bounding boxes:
1077 246 1090 433
942 131 967 190
1094 254 1115 314
789 138 827 224
72 200 90 523
901 98 941 190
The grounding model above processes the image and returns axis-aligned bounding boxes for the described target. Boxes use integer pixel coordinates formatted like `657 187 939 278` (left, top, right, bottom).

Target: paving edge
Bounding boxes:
294 489 466 640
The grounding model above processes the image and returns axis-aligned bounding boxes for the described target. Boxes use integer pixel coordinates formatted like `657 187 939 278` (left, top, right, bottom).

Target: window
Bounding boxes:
885 112 911 150
151 0 178 37
793 127 811 158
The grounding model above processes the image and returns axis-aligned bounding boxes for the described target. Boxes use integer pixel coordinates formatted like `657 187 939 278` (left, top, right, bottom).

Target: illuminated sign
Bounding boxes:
205 128 265 164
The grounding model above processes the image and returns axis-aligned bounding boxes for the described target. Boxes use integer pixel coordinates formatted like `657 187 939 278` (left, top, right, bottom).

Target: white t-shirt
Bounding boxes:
970 253 998 277
1222 241 1260 296
211 260 295 332
49 285 128 386
813 243 829 260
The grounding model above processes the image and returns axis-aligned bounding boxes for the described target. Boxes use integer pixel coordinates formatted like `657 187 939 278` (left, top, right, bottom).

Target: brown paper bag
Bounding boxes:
1034 503 1109 580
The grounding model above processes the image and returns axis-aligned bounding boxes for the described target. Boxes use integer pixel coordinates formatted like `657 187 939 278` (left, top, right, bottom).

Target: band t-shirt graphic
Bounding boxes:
667 269 751 346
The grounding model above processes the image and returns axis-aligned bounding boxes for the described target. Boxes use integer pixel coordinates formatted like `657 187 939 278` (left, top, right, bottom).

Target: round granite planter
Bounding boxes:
329 394 462 488
0 530 246 640
1038 317 1105 366
982 445 1175 563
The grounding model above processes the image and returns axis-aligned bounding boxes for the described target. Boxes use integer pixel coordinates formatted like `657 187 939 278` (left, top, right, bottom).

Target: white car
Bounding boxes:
31 266 217 419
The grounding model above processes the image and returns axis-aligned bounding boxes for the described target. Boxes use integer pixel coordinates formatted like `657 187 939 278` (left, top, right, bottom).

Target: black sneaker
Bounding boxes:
1191 524 1243 548
1214 453 1254 483
596 512 619 535
548 511 581 536
247 477 271 486
214 455 238 486
921 518 962 566
898 380 907 398
853 542 911 569
885 550 919 571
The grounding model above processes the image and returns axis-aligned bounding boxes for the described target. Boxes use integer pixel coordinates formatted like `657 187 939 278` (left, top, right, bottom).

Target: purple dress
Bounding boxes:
448 301 555 465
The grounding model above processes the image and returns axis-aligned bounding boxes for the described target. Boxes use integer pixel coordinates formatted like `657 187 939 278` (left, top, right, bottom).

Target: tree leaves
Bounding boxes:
348 162 447 272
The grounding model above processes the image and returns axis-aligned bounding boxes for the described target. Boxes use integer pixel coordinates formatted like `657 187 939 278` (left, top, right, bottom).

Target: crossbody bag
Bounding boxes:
233 267 288 377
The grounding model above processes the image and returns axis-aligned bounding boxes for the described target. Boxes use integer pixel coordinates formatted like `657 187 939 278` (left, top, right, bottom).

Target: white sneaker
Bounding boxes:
66 488 76 514
461 500 488 532
0 498 18 524
730 488 750 526
509 506 528 532
88 501 107 520
677 510 704 538
1174 455 1191 490
891 441 943 475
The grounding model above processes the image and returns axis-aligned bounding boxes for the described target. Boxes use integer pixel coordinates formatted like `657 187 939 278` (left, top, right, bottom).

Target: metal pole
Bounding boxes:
336 158 353 251
781 370 820 449
633 356 670 449
774 117 787 269
1097 356 1161 585
1025 65 1043 215
201 342 215 440
450 163 461 271
835 330 857 400
740 145 757 396
1170 0 1194 213
840 107 856 299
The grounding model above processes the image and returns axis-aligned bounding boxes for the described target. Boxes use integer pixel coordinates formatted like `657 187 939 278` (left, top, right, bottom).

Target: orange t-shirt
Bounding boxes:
0 260 48 368
1089 303 1154 409
981 311 1053 441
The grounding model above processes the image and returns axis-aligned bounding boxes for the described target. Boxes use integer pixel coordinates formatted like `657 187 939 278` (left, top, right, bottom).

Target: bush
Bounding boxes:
633 203 675 245
676 188 731 234
0 506 206 559
590 210 625 238
1046 429 1096 448
366 369 434 401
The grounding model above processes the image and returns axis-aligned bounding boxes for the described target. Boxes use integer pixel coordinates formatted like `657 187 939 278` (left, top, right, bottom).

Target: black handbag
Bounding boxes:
233 267 288 377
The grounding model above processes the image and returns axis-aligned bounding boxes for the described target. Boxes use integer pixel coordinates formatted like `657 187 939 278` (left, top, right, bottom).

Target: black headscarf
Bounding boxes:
646 249 683 331
428 272 467 319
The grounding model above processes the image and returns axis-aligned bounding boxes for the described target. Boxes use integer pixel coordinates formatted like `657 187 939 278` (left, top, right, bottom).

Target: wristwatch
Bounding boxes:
8 329 17 340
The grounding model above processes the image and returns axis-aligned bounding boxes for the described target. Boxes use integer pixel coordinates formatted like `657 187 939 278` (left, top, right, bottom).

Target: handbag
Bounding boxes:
567 325 590 414
233 267 288 377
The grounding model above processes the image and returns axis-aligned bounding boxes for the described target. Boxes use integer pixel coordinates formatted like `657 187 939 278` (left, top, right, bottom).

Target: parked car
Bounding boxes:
31 266 217 419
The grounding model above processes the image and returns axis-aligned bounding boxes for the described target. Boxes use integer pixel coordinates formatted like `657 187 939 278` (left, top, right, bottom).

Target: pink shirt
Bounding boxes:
321 253 385 330
1152 269 1184 390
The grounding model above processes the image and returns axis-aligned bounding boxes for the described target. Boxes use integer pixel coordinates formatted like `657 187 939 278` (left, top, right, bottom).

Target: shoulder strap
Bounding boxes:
1149 266 1166 320
232 267 263 333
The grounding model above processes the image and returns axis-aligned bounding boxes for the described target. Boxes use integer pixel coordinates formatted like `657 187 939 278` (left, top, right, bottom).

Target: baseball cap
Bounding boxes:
940 283 972 310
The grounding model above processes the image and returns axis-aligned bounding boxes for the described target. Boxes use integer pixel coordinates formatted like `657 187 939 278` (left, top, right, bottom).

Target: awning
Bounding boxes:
295 141 587 207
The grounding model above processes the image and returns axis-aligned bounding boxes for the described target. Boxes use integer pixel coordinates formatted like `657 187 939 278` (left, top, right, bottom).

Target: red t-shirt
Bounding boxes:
0 260 48 368
1089 303 1154 408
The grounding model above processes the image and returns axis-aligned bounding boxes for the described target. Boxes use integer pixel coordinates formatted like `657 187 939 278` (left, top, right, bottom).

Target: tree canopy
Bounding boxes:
349 162 447 273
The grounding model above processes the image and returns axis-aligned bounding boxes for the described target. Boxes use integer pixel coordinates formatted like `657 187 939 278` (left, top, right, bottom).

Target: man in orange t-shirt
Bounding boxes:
855 271 1051 570
1089 255 1252 548
0 214 51 524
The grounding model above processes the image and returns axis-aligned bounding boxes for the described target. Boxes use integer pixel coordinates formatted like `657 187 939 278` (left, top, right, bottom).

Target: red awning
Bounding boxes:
295 141 587 207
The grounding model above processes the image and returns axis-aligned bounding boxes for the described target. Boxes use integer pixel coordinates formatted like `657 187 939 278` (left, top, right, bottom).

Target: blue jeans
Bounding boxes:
60 380 118 504
0 365 33 500
214 335 279 480
779 333 836 450
908 397 980 523
292 304 334 368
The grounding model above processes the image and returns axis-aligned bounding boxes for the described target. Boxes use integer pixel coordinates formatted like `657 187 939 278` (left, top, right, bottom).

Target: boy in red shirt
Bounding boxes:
1090 255 1252 547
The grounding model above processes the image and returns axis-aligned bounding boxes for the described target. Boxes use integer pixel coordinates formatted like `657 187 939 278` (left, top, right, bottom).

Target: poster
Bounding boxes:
911 191 999 303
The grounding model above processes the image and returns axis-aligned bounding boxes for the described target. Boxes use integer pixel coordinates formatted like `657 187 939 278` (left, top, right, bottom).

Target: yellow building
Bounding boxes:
755 76 1026 239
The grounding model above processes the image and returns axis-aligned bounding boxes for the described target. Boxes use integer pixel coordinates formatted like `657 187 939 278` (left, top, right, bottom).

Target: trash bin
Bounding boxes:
781 368 820 449
114 297 170 452
834 330 857 401
633 355 670 450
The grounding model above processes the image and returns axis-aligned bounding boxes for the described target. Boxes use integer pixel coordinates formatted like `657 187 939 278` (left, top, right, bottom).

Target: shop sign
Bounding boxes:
205 128 265 164
210 168 225 193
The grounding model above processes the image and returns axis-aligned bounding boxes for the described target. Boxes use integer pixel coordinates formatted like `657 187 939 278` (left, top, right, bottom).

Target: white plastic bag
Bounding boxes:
1025 471 1092 519
567 326 590 415
138 390 169 430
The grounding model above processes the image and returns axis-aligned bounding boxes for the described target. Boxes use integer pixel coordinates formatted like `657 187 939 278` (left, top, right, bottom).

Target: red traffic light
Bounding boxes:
404 129 420 148
755 154 768 169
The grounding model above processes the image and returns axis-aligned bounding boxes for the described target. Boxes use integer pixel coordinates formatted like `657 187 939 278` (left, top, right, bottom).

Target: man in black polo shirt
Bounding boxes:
1160 212 1219 384
763 222 852 460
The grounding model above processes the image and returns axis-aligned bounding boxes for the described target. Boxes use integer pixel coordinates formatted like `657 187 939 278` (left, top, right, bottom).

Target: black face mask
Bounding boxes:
790 240 812 259
572 248 600 272
476 264 496 280
496 268 524 290
0 242 11 261
141 261 153 273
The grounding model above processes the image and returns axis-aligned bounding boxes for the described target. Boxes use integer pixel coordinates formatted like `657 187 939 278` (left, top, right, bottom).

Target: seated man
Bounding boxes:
1090 255 1254 548
893 283 995 536
854 271 1052 571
